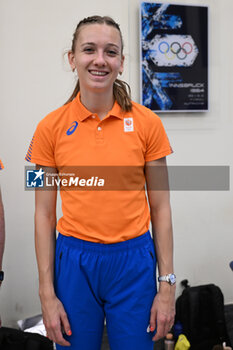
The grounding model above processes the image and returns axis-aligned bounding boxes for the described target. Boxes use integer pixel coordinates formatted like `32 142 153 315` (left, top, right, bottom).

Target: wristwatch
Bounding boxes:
0 271 4 283
158 273 176 285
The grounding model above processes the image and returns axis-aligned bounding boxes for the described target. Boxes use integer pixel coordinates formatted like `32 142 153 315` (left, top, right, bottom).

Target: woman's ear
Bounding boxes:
119 55 125 75
68 50 76 71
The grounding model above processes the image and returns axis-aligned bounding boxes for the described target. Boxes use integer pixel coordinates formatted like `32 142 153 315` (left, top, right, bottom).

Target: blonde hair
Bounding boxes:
65 15 132 112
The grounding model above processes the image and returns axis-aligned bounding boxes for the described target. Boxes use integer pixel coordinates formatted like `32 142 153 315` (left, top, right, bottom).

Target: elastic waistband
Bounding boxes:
57 231 152 254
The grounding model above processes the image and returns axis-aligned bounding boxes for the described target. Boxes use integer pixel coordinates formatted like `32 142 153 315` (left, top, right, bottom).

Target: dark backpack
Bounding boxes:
175 283 230 350
0 327 53 350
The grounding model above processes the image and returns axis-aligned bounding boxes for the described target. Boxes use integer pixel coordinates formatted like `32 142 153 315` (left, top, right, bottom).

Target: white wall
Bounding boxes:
0 0 232 326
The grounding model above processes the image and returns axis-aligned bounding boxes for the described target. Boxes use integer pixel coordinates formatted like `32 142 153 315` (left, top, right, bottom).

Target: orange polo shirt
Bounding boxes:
0 160 4 170
25 93 172 243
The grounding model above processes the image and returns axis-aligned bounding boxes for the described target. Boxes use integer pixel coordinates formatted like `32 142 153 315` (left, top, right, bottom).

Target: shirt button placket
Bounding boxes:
96 124 104 143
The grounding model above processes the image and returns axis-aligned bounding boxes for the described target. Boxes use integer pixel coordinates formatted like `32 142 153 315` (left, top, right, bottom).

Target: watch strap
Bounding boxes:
158 273 176 285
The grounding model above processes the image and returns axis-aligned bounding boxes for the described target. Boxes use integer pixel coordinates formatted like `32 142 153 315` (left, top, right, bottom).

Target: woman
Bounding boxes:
25 16 175 350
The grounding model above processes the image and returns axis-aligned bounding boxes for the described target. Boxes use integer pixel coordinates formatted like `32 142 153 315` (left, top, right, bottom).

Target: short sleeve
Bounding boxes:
145 113 173 162
25 119 56 167
0 160 4 170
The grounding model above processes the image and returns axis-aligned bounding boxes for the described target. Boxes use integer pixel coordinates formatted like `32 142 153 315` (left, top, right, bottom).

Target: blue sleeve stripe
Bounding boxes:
25 135 35 163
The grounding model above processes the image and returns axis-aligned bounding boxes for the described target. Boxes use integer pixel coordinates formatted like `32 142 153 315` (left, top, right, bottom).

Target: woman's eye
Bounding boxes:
84 48 94 53
108 50 117 56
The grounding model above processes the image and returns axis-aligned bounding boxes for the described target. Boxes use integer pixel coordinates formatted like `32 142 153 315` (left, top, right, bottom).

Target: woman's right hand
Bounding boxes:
41 294 72 346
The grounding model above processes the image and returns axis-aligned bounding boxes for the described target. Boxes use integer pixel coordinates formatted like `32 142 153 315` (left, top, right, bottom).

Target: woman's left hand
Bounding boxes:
149 283 176 341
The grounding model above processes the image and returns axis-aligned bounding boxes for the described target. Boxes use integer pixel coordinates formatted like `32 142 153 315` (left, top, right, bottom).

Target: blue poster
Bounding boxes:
140 3 208 112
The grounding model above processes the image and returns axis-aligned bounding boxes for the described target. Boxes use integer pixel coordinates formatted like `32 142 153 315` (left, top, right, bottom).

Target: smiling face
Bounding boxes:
68 23 124 95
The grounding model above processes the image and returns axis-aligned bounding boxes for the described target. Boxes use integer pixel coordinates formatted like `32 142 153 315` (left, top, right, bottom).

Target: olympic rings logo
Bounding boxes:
158 41 193 60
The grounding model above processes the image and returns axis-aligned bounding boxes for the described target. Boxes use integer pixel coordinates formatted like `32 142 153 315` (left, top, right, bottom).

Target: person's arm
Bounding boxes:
0 188 5 274
145 157 175 341
35 167 71 346
0 188 5 327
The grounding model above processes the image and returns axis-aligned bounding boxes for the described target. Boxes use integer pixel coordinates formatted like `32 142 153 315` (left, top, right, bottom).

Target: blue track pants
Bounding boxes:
54 231 157 350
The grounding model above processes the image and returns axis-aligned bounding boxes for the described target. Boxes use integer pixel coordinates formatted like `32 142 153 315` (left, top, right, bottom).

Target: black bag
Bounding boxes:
0 327 53 350
175 283 230 350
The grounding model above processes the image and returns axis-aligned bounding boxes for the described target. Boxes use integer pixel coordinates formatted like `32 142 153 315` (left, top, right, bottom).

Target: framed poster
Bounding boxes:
140 2 208 112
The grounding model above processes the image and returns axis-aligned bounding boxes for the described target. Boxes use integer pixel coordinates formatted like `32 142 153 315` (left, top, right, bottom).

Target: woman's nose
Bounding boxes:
93 51 106 66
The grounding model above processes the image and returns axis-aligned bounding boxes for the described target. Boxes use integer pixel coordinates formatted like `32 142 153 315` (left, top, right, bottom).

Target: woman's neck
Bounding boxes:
80 89 115 120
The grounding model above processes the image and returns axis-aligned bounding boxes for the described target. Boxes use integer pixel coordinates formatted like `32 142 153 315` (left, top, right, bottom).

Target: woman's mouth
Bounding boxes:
89 70 109 76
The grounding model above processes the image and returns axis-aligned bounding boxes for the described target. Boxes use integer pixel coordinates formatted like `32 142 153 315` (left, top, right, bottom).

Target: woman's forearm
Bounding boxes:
35 211 56 299
34 180 57 300
151 203 174 276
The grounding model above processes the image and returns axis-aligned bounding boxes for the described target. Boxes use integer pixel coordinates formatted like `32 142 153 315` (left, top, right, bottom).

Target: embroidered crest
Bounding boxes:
124 118 134 132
